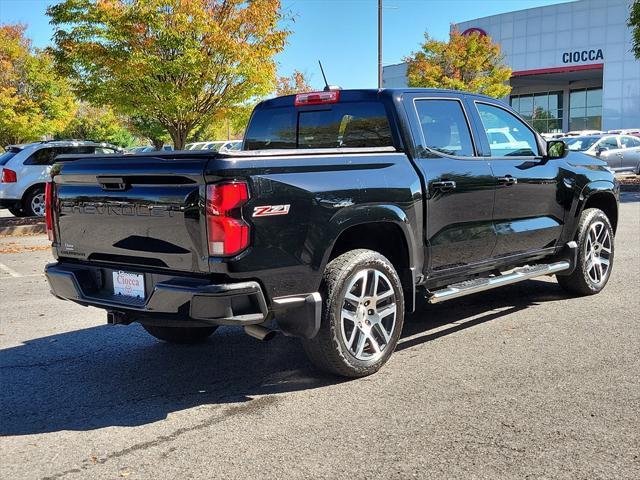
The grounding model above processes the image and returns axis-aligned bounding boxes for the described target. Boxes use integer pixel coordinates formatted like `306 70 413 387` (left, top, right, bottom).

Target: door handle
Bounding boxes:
432 180 457 192
497 175 518 186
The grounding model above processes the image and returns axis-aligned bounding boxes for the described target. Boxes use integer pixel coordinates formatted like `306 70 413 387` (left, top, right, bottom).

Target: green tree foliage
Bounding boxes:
48 0 290 149
57 103 135 147
191 104 253 141
630 0 640 59
405 29 512 98
127 115 170 149
0 24 76 145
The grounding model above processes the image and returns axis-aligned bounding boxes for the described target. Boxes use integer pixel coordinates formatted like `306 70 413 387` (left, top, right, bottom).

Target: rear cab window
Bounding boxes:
414 99 475 157
244 100 394 150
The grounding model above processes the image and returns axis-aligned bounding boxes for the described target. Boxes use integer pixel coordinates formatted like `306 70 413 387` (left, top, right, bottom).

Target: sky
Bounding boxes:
0 0 574 89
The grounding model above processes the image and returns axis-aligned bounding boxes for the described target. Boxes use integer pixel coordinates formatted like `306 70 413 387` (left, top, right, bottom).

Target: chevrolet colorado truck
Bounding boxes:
44 89 619 377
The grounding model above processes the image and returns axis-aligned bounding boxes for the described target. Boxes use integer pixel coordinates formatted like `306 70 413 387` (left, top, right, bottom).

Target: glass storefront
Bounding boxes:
510 91 563 134
569 88 602 131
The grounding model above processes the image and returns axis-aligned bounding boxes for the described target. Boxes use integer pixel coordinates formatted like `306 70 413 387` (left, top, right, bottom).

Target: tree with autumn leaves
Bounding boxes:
48 0 289 149
405 29 511 99
0 24 76 146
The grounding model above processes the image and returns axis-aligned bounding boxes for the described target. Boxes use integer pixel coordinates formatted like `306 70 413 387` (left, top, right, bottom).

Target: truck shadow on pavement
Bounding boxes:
0 279 568 436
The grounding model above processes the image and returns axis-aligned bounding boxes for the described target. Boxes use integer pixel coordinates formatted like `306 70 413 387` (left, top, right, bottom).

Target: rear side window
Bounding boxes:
25 146 101 165
244 102 393 150
414 99 475 157
476 103 538 157
0 150 19 166
620 136 640 148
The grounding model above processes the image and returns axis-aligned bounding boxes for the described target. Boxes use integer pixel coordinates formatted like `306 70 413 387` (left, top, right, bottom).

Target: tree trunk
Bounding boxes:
167 126 189 150
151 138 164 150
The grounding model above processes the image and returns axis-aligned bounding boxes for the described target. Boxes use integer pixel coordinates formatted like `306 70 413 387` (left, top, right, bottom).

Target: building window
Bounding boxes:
569 88 602 132
510 91 563 134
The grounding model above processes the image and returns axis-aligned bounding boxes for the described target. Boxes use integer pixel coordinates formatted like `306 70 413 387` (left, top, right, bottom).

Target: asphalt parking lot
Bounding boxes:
1 194 639 480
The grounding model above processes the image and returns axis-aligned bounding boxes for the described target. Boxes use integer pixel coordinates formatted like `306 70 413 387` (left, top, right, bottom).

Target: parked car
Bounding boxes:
127 146 154 153
185 142 208 150
564 134 640 174
44 89 618 378
219 140 242 152
565 130 603 137
607 129 640 137
0 140 120 217
202 141 227 151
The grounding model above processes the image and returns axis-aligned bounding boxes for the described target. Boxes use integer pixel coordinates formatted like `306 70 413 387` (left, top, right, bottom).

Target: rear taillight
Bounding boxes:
0 168 17 183
294 90 340 106
45 181 55 242
206 181 249 256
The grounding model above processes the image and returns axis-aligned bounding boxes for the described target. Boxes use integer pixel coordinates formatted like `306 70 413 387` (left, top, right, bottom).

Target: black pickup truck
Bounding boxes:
45 89 619 377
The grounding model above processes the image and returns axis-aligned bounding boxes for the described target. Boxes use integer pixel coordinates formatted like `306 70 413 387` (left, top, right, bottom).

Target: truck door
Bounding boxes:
469 100 566 257
404 94 496 273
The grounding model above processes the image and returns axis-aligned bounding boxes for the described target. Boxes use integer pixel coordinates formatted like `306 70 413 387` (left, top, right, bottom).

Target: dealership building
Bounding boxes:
382 0 639 133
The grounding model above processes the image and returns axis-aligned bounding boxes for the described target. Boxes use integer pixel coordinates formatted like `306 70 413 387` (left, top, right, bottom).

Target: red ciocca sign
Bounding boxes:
461 27 487 37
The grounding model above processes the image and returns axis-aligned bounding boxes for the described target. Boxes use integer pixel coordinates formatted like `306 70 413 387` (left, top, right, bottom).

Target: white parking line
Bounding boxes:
0 262 21 278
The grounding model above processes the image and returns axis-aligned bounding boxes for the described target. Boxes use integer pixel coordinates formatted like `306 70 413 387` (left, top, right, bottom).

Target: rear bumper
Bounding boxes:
45 262 268 326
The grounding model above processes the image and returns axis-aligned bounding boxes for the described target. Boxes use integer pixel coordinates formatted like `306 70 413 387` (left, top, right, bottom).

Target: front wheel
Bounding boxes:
302 249 405 378
557 208 614 296
143 325 218 344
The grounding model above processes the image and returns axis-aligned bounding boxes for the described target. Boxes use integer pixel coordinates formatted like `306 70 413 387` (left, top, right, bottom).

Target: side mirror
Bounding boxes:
595 145 606 156
546 140 568 159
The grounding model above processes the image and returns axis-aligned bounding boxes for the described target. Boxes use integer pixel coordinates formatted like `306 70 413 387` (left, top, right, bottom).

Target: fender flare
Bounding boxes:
310 203 421 312
565 180 618 241
316 203 419 271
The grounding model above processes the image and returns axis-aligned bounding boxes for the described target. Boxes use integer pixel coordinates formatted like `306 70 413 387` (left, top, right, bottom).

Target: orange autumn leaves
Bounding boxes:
405 29 512 99
48 0 290 149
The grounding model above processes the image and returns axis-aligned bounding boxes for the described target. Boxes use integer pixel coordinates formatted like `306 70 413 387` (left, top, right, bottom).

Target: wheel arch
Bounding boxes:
318 204 420 312
578 182 619 233
21 182 46 215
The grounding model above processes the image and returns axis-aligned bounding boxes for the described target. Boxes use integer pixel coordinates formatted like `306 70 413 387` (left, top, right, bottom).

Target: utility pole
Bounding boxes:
378 0 383 89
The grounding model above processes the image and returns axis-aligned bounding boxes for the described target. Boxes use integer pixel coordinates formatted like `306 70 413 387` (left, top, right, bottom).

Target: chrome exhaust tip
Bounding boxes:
244 324 276 342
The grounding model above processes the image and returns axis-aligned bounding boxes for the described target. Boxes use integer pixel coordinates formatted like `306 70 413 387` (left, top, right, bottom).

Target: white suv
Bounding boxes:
0 140 120 217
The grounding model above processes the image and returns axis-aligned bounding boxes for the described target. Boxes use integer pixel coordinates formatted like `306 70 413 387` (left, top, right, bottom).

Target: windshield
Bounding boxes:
565 136 600 151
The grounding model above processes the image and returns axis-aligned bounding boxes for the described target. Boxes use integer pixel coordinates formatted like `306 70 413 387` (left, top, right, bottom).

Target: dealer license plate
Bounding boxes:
112 271 145 299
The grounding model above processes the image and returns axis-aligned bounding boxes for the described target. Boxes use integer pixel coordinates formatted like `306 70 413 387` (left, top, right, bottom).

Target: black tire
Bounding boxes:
302 249 405 378
8 206 27 217
557 208 614 296
142 325 217 344
23 185 46 217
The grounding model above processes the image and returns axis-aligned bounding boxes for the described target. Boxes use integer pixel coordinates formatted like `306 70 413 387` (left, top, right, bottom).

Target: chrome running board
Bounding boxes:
427 261 571 304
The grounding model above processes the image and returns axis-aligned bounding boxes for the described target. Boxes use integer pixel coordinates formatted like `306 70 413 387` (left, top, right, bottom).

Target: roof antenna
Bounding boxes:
318 60 340 91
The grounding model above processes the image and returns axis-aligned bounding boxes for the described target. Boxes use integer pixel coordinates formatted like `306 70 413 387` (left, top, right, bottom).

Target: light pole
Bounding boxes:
378 0 382 89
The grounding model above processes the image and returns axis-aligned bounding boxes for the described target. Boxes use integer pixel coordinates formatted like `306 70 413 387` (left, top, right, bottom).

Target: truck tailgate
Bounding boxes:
53 155 209 273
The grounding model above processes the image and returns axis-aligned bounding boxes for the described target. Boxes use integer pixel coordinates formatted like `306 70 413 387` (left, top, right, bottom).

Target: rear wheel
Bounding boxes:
302 249 404 378
557 208 614 295
8 206 27 217
143 325 218 344
23 186 46 217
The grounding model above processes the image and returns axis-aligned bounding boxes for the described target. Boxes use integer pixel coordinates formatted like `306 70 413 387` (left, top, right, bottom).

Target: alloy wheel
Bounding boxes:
584 220 612 286
31 193 46 217
340 268 397 362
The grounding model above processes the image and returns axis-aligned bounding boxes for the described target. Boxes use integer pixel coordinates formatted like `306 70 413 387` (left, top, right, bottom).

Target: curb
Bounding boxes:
0 223 46 236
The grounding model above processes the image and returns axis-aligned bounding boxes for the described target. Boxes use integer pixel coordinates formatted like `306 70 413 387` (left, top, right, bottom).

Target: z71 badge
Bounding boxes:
252 205 290 217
